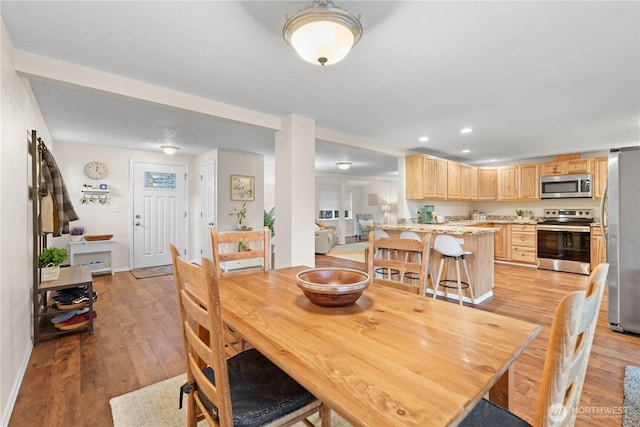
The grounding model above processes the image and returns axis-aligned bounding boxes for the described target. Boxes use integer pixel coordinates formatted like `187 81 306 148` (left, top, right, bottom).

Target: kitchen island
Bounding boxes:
379 223 497 303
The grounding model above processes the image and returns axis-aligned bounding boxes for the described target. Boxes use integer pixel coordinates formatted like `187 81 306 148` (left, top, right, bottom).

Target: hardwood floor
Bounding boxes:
9 259 639 426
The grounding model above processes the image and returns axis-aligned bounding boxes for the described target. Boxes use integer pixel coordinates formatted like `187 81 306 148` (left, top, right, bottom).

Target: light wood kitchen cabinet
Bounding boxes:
460 164 478 200
590 225 606 270
566 158 592 174
491 223 510 260
498 166 518 200
519 164 539 200
447 161 461 200
405 154 447 200
593 156 607 199
540 161 566 176
405 154 428 199
510 224 537 264
477 167 498 200
435 158 448 199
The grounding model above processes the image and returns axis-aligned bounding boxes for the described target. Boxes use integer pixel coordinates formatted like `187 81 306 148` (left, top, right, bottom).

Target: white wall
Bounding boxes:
49 142 197 270
0 19 53 426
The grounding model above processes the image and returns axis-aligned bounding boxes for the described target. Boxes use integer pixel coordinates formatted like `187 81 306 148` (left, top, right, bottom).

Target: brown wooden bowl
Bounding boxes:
83 234 113 241
296 268 370 307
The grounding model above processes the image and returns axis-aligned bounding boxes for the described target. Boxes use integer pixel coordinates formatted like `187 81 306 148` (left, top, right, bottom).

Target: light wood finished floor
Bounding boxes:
9 259 640 426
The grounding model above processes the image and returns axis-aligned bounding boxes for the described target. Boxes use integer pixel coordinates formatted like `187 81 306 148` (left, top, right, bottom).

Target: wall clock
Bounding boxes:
85 161 108 179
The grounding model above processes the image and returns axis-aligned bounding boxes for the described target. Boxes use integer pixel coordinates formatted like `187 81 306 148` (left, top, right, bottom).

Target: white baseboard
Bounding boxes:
1 342 32 427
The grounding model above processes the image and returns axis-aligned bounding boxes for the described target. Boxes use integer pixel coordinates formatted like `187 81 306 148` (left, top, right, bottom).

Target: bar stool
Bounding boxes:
373 229 399 279
399 231 431 288
432 235 475 306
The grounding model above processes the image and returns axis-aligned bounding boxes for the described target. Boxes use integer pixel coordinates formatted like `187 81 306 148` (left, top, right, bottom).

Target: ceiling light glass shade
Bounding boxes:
161 145 179 155
336 161 352 170
283 1 362 66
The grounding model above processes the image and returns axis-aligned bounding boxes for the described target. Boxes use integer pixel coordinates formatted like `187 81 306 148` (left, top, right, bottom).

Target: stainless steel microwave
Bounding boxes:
540 174 592 199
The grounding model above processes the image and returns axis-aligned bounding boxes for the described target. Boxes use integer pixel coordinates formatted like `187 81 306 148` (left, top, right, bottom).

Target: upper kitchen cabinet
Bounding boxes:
593 156 607 199
477 167 498 200
498 166 518 200
405 154 447 200
519 164 540 200
540 161 566 176
447 161 461 200
460 164 478 200
566 158 592 174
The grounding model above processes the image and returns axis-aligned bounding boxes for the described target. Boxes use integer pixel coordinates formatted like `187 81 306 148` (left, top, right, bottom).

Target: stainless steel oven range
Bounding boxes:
537 208 593 275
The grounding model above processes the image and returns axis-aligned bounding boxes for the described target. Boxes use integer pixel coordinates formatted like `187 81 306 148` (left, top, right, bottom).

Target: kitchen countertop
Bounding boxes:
379 223 497 235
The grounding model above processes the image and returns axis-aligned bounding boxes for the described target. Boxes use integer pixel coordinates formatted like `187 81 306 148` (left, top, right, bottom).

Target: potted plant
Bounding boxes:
264 207 275 238
38 247 68 281
70 226 85 242
230 202 250 230
515 209 525 220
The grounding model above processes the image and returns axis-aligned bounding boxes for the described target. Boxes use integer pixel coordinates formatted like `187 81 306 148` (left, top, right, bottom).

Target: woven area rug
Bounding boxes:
110 374 350 426
623 365 640 427
325 242 367 263
130 264 173 279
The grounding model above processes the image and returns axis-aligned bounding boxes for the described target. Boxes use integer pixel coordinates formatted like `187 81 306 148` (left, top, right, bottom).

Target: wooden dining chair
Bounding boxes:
460 263 610 427
210 226 270 277
210 226 270 354
170 245 329 427
366 230 432 294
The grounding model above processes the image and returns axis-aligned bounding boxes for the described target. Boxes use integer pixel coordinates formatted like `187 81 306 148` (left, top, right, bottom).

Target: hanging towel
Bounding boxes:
41 150 79 235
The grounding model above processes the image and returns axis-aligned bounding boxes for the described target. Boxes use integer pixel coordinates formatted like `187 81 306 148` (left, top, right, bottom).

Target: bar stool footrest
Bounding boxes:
438 279 470 290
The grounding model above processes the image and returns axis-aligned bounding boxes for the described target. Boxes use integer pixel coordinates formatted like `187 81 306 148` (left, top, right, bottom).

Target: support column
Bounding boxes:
274 114 316 269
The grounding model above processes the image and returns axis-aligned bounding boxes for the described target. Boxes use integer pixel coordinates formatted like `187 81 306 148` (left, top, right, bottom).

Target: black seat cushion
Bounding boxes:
459 398 531 427
198 348 316 426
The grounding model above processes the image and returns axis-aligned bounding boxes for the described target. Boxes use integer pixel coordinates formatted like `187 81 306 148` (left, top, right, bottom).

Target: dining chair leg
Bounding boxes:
320 405 332 427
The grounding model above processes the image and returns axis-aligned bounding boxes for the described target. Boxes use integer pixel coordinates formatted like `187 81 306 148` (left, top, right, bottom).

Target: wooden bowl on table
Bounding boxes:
83 234 113 241
296 268 370 307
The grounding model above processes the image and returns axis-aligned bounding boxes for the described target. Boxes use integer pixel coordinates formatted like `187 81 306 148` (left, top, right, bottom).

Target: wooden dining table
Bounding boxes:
216 266 541 426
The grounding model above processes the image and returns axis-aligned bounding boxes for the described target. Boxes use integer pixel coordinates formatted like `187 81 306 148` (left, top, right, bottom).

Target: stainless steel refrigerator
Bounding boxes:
605 146 640 334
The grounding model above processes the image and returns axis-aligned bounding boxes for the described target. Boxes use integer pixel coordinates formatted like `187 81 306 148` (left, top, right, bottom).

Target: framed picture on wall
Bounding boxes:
230 175 255 201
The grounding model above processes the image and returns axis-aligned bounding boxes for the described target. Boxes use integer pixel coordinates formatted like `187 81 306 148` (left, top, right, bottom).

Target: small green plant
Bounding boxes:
38 247 68 267
263 207 275 238
230 202 248 225
515 209 525 217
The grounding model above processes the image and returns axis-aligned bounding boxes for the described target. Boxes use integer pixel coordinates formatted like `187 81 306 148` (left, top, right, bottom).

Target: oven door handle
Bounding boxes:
537 224 591 232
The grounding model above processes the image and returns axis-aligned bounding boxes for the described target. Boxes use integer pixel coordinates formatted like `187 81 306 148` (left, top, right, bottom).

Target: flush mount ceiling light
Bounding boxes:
336 161 352 170
460 127 473 134
161 145 179 155
283 0 363 66
418 136 429 142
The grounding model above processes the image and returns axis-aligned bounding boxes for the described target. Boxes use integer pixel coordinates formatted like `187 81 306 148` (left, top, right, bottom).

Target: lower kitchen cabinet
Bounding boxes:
590 225 606 270
491 223 510 260
510 224 537 264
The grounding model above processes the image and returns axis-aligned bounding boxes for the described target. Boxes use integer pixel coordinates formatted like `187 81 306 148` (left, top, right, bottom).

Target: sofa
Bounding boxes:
315 224 337 254
354 214 374 240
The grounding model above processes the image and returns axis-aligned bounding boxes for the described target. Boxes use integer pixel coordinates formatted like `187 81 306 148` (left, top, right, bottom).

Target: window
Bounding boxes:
318 188 352 220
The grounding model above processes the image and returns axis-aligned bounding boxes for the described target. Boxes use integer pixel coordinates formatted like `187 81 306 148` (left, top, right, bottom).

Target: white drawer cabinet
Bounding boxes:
69 240 115 275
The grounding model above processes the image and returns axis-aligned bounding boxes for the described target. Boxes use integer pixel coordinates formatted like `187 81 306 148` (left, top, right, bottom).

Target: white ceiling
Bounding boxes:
2 1 639 178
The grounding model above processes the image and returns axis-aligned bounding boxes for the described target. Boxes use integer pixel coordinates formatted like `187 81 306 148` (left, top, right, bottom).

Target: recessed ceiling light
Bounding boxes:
462 149 470 153
418 136 429 142
460 128 473 134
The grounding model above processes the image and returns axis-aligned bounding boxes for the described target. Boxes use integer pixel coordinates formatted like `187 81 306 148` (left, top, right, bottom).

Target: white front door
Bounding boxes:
200 161 216 260
132 161 187 268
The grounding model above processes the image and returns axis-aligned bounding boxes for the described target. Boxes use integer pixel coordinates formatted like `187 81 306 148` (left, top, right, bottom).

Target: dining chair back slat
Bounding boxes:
210 226 270 278
367 231 432 294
